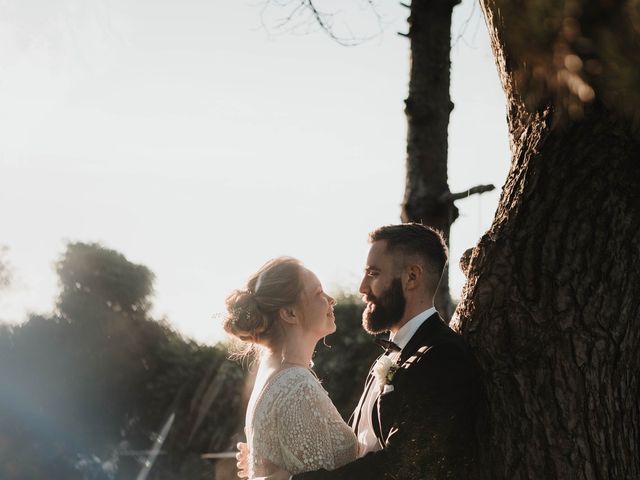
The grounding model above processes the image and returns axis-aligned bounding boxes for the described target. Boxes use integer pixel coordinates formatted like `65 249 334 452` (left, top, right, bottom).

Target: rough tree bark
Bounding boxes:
452 1 640 478
400 0 461 319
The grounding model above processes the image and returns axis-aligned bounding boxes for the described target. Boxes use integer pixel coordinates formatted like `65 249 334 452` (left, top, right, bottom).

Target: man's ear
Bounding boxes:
405 264 423 291
278 306 298 325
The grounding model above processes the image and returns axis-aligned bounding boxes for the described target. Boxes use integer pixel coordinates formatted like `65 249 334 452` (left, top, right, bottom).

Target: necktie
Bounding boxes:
374 337 401 354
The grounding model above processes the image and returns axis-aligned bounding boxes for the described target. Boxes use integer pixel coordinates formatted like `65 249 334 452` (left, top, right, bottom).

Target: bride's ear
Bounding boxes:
278 306 298 325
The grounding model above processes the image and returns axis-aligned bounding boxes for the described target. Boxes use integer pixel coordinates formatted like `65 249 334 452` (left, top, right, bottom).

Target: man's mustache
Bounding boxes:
363 294 378 305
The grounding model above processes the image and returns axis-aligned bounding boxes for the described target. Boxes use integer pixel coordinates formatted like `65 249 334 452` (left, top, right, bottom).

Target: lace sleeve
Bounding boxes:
272 371 358 474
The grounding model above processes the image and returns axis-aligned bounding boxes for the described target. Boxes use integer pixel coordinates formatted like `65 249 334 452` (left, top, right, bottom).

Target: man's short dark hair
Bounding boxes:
369 223 448 290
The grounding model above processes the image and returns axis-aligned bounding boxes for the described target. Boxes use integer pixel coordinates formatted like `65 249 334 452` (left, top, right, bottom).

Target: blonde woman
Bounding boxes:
223 257 358 479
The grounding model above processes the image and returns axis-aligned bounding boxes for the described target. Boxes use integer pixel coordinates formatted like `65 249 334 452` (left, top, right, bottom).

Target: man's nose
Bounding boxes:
359 277 368 295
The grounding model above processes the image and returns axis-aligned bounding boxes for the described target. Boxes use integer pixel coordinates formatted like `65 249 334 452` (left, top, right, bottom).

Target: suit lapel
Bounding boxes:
374 312 446 443
353 314 447 444
398 312 444 365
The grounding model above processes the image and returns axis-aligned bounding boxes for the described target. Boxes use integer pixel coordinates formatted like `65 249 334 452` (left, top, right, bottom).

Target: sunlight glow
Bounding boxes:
0 0 509 344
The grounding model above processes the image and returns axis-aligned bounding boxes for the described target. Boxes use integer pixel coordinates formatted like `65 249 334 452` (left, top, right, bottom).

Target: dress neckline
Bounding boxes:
247 366 318 429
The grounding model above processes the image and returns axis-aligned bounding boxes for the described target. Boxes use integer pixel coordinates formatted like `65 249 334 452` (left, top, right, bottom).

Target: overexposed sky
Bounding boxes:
0 0 509 344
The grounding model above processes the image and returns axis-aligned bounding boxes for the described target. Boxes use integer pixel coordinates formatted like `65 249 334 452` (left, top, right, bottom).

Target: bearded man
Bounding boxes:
241 223 483 480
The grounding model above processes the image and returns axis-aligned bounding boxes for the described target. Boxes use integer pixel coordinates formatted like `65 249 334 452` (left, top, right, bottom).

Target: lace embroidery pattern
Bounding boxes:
246 367 358 478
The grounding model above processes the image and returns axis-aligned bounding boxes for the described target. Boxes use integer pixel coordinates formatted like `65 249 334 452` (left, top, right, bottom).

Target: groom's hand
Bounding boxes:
254 469 291 480
235 442 291 480
236 442 249 478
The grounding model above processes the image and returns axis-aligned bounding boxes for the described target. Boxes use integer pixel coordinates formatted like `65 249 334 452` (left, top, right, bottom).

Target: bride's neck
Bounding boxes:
265 330 317 369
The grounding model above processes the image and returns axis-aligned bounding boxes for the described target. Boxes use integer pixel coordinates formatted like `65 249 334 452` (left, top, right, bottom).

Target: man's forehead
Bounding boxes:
365 240 392 266
365 240 422 272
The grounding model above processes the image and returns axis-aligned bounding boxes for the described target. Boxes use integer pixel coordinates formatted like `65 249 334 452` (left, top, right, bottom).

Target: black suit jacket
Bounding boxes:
294 313 482 480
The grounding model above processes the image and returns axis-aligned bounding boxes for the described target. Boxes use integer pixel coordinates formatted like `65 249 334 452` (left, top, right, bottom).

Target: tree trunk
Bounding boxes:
401 0 461 320
453 1 640 478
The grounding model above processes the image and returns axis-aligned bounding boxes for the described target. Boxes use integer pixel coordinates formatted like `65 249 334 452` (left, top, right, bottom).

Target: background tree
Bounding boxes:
398 0 494 318
0 242 245 480
1 240 375 480
264 0 495 318
452 0 640 478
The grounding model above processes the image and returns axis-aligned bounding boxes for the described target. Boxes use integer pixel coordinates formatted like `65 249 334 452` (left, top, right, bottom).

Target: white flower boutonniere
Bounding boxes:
373 356 399 386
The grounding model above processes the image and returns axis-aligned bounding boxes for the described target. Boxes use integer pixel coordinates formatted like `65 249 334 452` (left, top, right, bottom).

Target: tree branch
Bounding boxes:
305 0 340 42
272 2 308 29
439 184 496 203
263 0 383 47
399 2 411 8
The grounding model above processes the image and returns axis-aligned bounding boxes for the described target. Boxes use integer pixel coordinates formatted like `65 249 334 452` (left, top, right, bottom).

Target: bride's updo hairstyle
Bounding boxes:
224 257 304 351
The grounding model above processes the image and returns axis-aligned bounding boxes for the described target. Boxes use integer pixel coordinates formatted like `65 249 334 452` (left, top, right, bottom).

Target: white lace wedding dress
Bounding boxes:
245 366 358 479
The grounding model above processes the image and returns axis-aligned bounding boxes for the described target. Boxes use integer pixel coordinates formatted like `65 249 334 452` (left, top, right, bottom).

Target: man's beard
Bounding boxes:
362 277 406 334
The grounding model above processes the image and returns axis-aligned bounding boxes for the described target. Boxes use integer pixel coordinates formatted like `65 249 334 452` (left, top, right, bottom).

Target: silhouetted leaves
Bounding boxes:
1 243 372 479
0 243 242 480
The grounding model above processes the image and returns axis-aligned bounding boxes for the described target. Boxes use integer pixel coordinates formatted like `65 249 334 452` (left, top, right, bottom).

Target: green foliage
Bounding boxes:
56 242 154 319
1 242 244 480
1 243 379 479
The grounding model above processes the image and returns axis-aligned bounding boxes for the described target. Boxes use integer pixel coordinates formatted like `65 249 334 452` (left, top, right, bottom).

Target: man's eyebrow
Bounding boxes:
365 266 381 272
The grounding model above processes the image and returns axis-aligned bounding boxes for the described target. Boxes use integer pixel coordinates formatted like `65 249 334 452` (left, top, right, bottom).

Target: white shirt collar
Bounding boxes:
389 306 437 351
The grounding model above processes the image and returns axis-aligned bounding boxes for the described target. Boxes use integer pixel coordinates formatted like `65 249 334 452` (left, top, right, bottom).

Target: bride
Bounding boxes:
223 257 358 479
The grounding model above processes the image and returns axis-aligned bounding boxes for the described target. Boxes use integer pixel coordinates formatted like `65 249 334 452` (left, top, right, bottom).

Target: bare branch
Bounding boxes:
306 0 340 41
399 2 411 9
439 184 496 203
305 0 377 46
273 2 308 29
451 0 478 48
365 0 384 37
397 31 410 38
262 0 384 47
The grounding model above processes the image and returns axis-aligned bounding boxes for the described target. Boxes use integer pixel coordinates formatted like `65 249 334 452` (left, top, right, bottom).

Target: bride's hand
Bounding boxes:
236 442 249 478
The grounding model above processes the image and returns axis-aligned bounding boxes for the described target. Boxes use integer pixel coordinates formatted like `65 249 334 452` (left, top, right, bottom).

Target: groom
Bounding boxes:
248 223 482 479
